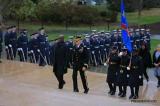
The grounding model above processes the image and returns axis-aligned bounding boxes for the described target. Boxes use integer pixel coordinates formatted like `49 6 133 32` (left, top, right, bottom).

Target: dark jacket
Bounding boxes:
128 55 143 87
116 55 130 86
107 53 121 83
139 48 152 68
72 43 89 70
53 41 69 75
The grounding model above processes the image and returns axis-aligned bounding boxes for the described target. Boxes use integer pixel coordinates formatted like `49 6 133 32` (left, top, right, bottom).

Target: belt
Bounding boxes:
105 44 110 46
110 62 117 65
120 65 126 68
131 66 138 69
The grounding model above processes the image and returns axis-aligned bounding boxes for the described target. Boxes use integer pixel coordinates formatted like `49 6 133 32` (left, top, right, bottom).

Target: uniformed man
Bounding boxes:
72 36 89 94
106 46 120 95
37 28 47 66
0 24 3 63
5 26 17 60
17 29 29 62
117 47 130 97
28 33 39 63
4 26 12 60
128 46 143 99
53 35 69 89
10 26 17 59
139 42 152 82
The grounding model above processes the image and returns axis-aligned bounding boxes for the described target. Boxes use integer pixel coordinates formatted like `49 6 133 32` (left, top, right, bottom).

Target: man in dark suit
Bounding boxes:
53 35 69 89
72 36 89 94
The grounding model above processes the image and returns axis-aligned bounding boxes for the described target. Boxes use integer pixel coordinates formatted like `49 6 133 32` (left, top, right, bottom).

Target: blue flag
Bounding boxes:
121 0 132 52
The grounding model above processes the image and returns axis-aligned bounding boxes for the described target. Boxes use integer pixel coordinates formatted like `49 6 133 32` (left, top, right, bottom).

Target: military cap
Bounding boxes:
112 46 118 50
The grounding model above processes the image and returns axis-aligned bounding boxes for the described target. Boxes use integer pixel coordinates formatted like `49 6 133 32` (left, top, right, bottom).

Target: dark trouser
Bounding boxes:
72 68 88 91
119 86 127 94
130 86 139 96
108 83 116 93
6 46 16 60
143 67 149 80
18 50 27 62
54 72 64 86
39 50 46 66
155 76 160 86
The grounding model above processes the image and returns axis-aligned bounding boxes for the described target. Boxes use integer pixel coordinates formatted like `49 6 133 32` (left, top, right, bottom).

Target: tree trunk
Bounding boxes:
138 0 143 17
17 19 20 34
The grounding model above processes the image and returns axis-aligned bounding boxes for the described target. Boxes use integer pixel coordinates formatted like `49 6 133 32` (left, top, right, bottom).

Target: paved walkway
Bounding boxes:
0 60 160 106
151 35 160 40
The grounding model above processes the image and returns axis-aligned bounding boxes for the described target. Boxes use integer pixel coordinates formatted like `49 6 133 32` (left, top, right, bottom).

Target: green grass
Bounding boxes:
118 8 160 25
151 39 160 55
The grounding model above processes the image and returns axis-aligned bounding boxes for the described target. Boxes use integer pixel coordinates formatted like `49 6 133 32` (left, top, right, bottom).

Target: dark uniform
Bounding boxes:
4 26 17 60
28 33 39 63
72 37 89 93
107 46 120 95
10 26 17 59
128 48 143 99
117 49 130 97
139 42 152 82
53 36 68 89
17 30 28 62
0 28 3 62
37 28 47 66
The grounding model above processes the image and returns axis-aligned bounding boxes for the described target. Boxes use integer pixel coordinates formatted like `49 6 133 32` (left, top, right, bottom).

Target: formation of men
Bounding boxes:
1 24 160 100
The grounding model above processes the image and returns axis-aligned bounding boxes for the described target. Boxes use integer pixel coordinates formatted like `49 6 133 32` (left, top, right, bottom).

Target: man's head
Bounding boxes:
111 46 117 54
156 44 160 51
11 25 16 32
122 48 128 56
58 34 64 42
74 36 81 46
39 27 45 35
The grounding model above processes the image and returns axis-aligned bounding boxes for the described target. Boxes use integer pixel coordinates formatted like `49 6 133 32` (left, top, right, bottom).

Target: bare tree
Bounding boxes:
138 0 143 17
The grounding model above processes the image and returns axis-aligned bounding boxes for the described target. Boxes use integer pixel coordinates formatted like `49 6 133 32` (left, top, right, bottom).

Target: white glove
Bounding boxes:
118 52 123 56
139 75 142 79
127 67 130 70
92 51 95 54
31 50 34 53
104 63 107 66
9 44 12 47
127 74 129 78
37 49 40 52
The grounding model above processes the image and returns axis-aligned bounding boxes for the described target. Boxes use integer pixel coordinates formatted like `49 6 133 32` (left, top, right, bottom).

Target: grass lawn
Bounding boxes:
150 39 160 55
117 8 160 25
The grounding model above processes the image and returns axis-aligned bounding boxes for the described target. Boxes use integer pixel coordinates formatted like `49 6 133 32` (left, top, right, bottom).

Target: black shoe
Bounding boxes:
133 95 138 99
146 78 149 82
58 81 66 89
129 95 134 99
110 91 115 95
120 93 126 97
157 84 160 88
74 89 79 92
39 64 45 67
118 92 122 96
84 88 89 94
